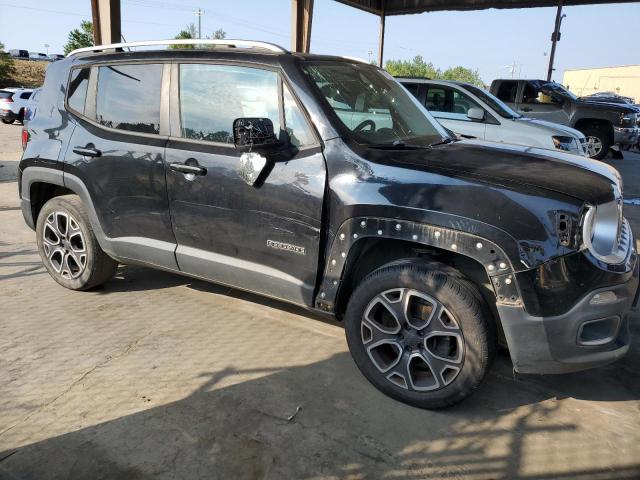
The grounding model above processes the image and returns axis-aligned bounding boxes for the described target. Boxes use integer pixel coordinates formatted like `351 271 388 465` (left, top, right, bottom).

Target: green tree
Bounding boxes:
384 55 439 79
440 66 484 86
170 24 227 49
170 24 198 49
63 21 94 55
0 40 15 85
212 28 226 40
383 56 484 86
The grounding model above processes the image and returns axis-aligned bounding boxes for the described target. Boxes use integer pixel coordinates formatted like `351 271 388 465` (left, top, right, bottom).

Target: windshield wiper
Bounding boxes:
367 140 430 150
429 137 454 147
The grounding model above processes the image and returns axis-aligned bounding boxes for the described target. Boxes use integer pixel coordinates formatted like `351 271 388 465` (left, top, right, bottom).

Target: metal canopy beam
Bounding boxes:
291 0 315 52
335 0 637 15
90 0 121 45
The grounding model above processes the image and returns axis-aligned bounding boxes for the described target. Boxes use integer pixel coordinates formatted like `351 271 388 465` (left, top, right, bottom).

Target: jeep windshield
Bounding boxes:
302 61 450 148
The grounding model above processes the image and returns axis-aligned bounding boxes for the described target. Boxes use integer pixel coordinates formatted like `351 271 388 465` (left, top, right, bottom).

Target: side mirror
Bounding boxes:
467 108 485 121
233 117 280 152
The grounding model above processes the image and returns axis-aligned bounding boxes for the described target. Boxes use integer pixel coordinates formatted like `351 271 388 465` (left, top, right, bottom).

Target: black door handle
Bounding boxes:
73 146 101 157
169 162 207 176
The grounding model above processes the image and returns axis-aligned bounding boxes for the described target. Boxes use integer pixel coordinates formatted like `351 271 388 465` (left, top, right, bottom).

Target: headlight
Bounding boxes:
582 200 629 264
621 113 637 127
552 135 577 152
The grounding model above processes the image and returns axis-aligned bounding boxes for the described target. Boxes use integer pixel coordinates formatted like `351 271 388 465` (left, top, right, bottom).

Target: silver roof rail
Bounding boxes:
67 39 288 57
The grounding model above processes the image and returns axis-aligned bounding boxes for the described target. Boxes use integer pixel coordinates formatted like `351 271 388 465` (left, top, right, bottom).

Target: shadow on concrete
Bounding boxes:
1 352 639 479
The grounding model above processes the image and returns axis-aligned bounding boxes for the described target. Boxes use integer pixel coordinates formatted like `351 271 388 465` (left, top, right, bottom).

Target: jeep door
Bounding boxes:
165 62 325 307
64 63 178 269
515 81 571 125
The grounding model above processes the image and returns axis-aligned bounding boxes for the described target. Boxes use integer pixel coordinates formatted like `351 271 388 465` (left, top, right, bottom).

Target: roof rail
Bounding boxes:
66 39 288 57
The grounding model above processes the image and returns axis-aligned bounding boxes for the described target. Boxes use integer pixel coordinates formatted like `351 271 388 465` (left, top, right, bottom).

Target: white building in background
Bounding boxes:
563 65 640 103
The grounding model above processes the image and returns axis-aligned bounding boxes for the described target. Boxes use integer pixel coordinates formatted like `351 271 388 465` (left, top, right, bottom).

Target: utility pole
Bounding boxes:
546 0 566 81
193 8 204 39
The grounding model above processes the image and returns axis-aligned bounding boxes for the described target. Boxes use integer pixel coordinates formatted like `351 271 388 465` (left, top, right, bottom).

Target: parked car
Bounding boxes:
19 40 638 409
490 79 639 159
399 78 587 156
29 52 50 62
22 88 41 126
0 88 34 124
8 49 29 59
48 54 65 61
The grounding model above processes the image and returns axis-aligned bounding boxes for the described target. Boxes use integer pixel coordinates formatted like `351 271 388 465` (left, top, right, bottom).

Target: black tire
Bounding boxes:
581 125 612 160
1 118 13 124
36 195 118 290
344 260 496 409
17 109 25 125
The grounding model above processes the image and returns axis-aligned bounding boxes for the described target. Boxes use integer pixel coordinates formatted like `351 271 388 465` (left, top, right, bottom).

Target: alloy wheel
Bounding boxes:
360 288 464 391
42 211 87 279
585 136 603 157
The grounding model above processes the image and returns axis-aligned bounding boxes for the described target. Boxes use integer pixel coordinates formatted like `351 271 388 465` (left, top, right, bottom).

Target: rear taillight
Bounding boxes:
21 130 29 150
6 95 13 103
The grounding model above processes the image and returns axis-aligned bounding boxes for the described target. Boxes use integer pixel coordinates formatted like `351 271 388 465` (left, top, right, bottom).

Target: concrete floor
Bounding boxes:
1 124 640 479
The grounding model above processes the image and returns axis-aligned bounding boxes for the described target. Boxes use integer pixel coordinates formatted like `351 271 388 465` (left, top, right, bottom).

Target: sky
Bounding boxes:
0 0 638 84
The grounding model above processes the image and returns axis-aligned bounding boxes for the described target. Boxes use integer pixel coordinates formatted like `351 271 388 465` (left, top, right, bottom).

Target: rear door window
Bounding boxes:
67 68 90 114
96 64 162 134
495 81 518 103
19 92 32 100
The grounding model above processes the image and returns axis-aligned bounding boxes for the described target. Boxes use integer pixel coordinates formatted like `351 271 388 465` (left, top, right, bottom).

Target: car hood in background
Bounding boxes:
514 117 585 139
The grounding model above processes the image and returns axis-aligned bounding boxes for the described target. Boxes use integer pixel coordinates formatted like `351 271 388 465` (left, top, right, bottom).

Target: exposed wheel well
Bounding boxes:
30 182 74 223
335 237 501 336
574 118 614 143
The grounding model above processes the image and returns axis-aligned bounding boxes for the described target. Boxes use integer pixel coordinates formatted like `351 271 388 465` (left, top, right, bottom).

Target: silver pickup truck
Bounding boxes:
490 79 639 159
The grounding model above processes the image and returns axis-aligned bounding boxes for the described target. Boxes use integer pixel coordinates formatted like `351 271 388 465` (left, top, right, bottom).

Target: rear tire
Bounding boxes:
344 260 496 409
36 195 118 290
581 125 612 160
1 118 13 124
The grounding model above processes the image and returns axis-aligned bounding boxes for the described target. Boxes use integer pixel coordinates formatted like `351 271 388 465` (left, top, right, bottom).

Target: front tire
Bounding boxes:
1 118 13 124
581 126 612 160
344 261 496 409
36 195 118 290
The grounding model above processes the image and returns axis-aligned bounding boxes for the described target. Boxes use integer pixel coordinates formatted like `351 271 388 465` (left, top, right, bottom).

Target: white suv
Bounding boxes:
0 88 34 124
399 78 588 157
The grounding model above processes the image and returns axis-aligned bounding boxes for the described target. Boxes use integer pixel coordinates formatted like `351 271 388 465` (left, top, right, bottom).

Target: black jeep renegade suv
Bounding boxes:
19 40 639 408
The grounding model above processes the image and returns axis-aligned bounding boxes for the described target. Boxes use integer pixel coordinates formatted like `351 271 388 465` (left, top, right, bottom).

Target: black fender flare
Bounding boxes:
315 217 522 313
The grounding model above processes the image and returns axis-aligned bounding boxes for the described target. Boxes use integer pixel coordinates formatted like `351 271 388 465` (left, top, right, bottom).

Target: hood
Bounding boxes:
575 98 638 114
364 139 620 205
515 117 585 139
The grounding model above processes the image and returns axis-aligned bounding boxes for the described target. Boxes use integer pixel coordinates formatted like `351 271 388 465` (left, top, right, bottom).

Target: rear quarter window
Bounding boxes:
67 68 91 114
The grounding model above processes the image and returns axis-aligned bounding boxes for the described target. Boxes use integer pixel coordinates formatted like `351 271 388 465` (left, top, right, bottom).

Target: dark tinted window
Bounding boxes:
67 68 90 114
20 92 32 99
96 64 162 134
0 91 13 100
495 81 518 103
403 83 420 97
